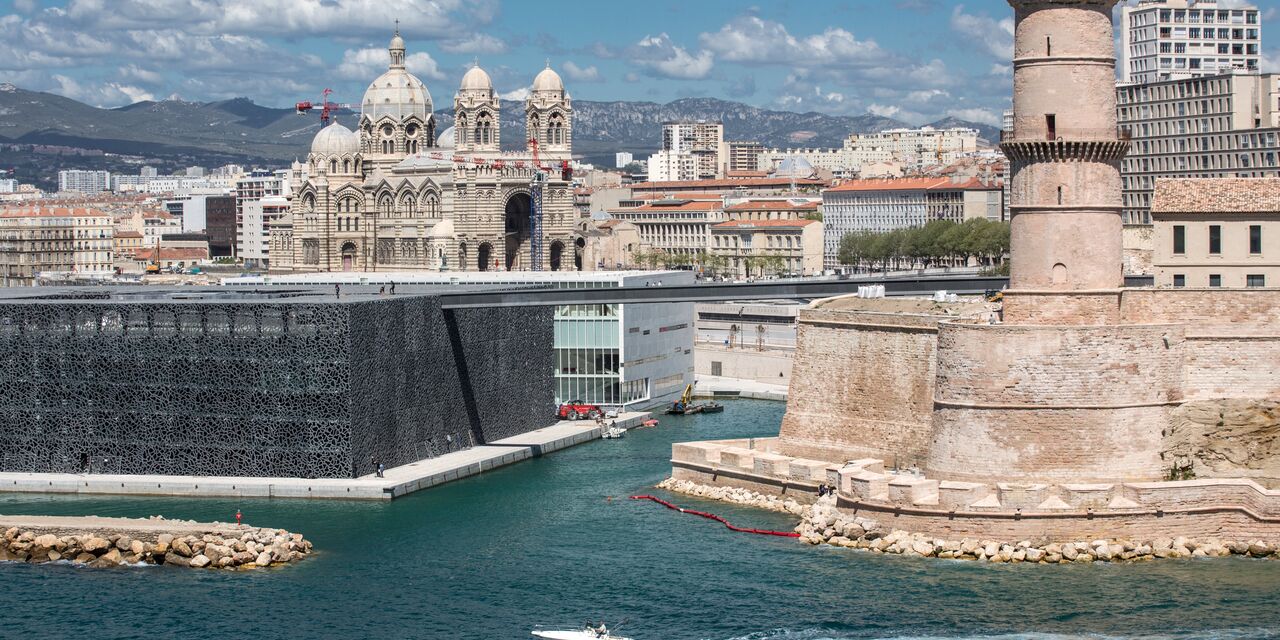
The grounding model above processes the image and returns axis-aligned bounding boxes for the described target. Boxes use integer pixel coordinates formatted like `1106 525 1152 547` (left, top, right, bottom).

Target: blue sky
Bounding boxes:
0 0 1275 127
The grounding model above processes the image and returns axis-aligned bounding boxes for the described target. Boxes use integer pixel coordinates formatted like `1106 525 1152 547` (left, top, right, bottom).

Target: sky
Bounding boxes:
0 0 1276 127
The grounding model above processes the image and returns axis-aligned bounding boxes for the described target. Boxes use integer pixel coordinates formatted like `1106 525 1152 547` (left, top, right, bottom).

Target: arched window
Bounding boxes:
478 112 492 146
549 113 564 145
457 114 468 145
399 194 415 218
528 114 541 145
330 159 337 174
380 196 393 219
343 159 350 174
424 193 439 218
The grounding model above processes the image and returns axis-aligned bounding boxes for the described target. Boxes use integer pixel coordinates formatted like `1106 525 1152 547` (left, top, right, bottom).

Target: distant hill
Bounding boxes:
0 83 999 170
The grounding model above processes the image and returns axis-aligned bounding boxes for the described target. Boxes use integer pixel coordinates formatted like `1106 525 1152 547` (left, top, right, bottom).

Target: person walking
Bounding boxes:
377 461 386 478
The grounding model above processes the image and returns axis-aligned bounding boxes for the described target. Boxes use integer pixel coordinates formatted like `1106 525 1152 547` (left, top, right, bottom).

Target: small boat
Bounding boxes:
701 401 724 413
601 426 626 439
532 628 632 640
639 418 659 428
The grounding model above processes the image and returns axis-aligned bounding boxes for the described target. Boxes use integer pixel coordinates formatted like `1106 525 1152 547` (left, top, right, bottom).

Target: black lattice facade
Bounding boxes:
0 290 554 478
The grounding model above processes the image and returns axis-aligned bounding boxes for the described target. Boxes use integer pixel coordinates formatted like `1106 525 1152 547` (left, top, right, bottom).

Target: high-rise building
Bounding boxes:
57 170 111 194
726 141 764 173
235 170 290 261
205 195 237 258
646 150 699 182
1121 0 1262 85
615 152 634 168
1117 72 1280 224
662 121 726 179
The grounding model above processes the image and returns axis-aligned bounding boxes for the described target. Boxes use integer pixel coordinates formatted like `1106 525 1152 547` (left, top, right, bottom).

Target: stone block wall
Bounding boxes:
777 308 940 466
926 322 1182 482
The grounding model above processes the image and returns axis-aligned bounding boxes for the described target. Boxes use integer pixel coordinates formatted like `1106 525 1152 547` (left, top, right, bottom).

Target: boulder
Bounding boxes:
82 537 111 554
156 534 174 553
960 539 980 555
92 548 123 568
189 554 211 568
1062 545 1079 561
33 534 60 551
171 539 193 557
129 540 145 556
1025 548 1045 562
115 537 133 552
1248 541 1272 557
163 552 190 568
74 552 96 564
3 527 18 541
911 540 936 557
47 551 62 562
1228 541 1250 555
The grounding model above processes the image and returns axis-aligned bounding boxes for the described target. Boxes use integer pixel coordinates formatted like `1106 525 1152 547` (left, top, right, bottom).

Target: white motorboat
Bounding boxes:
532 628 632 640
601 426 626 439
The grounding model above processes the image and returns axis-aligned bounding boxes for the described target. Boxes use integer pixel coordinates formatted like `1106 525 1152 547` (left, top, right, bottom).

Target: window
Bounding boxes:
1250 224 1262 254
1247 274 1266 288
1173 225 1186 254
1046 114 1057 140
1173 274 1186 287
1209 274 1221 287
1209 224 1221 254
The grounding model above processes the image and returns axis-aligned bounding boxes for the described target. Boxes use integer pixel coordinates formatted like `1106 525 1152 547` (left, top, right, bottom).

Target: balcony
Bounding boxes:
1000 127 1133 142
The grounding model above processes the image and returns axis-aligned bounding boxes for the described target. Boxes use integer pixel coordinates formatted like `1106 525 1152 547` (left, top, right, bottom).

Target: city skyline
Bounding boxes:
3 0 1274 128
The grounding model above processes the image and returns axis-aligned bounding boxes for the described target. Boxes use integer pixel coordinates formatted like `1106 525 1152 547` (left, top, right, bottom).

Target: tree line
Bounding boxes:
837 218 1010 272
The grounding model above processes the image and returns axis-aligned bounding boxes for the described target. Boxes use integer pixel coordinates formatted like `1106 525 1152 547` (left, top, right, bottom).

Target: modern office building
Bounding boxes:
1151 176 1279 288
1121 0 1262 85
205 195 238 258
57 170 111 195
1117 72 1280 224
821 177 1005 269
224 270 696 411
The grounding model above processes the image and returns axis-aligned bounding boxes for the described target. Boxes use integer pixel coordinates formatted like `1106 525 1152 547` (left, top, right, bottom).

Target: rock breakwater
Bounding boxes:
0 515 313 569
662 477 1280 564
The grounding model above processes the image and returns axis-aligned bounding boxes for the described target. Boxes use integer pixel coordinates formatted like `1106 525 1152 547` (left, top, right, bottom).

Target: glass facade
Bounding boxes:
554 303 633 406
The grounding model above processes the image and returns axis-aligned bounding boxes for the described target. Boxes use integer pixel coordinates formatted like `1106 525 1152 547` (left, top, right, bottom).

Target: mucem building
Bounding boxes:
0 287 554 478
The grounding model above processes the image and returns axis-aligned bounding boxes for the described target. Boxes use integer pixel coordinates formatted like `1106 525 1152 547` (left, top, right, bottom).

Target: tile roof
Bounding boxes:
0 206 109 218
724 200 819 211
712 219 819 229
630 177 826 190
1151 178 1280 214
615 200 722 212
825 177 1001 192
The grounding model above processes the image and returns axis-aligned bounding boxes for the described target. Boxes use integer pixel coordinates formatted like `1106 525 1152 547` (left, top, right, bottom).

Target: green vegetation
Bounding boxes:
837 218 1010 272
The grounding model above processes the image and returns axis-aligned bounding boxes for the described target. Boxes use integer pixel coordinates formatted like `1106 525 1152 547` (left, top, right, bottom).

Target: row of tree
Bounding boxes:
837 218 1010 272
631 250 792 278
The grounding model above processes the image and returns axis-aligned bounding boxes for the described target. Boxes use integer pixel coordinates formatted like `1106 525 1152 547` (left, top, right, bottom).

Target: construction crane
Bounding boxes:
528 138 546 271
295 88 355 127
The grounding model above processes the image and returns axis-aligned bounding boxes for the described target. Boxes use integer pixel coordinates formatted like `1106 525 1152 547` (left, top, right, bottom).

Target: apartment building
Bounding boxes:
235 171 291 261
57 170 111 195
0 206 113 286
609 199 722 258
1118 72 1280 224
1151 177 1278 288
727 141 764 173
821 177 1004 269
1121 0 1262 85
722 198 820 222
846 128 980 170
662 121 726 179
647 150 699 183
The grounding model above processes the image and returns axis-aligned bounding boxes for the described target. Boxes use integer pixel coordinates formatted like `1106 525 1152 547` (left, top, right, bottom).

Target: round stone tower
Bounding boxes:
1001 0 1128 291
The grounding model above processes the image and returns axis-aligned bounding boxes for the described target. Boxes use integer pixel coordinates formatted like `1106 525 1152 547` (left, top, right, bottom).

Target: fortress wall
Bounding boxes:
1119 288 1280 326
1184 337 1280 399
1001 290 1123 325
776 309 940 465
925 322 1182 482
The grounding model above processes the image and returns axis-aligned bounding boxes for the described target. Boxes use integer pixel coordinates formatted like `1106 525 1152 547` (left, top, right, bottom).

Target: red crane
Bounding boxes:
295 88 355 127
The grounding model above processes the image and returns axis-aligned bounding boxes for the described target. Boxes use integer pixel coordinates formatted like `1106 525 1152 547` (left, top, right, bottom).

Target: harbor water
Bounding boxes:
4 399 1280 640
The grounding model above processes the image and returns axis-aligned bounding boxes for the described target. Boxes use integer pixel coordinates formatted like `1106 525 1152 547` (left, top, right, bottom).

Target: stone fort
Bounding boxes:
673 0 1280 542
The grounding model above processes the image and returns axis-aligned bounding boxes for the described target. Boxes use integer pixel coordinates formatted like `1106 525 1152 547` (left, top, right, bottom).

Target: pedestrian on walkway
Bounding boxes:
377 462 386 478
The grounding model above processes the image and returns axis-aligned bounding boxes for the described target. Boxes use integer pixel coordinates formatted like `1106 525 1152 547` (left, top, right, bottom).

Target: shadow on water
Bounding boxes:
5 400 1280 640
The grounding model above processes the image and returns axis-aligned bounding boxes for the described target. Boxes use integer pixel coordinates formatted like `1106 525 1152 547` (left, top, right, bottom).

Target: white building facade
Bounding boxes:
1121 0 1262 85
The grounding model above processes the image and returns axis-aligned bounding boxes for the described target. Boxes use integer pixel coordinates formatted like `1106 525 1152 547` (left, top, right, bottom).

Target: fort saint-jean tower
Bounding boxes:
1002 0 1129 291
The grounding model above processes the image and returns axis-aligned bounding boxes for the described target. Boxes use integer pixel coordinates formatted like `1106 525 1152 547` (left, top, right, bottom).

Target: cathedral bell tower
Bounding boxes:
1001 0 1128 291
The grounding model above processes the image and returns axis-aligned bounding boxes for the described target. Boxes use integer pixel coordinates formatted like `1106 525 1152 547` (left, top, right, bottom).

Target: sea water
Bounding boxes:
3 400 1280 640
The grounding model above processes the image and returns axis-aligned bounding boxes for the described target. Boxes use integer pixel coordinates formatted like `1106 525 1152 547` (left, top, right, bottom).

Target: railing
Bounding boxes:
1001 127 1132 142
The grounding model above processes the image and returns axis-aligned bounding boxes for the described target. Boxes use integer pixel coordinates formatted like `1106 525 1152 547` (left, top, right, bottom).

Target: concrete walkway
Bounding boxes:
694 375 789 401
0 413 650 501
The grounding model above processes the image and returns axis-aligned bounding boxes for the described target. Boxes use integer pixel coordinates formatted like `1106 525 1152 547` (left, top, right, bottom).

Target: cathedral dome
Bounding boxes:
361 33 433 123
428 218 455 238
460 66 493 92
532 66 564 93
311 122 359 155
436 126 456 148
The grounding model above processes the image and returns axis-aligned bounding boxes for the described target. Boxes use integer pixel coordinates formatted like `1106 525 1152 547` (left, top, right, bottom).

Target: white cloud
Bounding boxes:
989 63 1011 76
562 61 602 83
1263 49 1280 73
118 64 164 85
946 107 1001 127
335 48 445 81
700 16 888 68
12 0 37 13
631 33 713 80
950 5 1015 60
440 33 508 55
51 74 155 106
499 87 529 100
868 104 901 118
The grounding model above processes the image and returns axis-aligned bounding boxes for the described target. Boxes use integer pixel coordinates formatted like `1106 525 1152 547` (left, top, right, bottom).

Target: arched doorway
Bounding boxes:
340 242 357 272
477 242 492 272
574 237 586 271
549 240 564 271
504 192 532 270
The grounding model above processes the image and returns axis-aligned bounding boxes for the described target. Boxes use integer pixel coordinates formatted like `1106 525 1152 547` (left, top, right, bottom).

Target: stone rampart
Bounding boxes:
926 322 1182 483
777 307 940 465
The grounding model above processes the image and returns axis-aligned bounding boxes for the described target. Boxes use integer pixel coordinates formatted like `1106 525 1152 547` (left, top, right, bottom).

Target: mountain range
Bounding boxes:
0 83 1000 174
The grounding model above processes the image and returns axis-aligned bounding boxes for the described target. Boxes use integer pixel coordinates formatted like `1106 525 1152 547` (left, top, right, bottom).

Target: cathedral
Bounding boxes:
289 30 578 273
